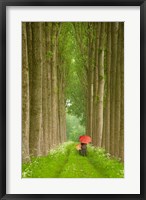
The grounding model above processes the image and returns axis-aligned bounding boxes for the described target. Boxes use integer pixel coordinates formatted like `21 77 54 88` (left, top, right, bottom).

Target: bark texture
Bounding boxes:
22 22 30 163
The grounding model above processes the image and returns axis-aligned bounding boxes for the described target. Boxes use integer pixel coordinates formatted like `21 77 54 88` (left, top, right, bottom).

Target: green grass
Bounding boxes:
22 142 124 178
87 145 124 178
22 142 71 178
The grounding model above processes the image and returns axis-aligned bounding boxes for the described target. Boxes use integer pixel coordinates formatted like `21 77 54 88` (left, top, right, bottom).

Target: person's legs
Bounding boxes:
82 149 87 156
80 143 87 156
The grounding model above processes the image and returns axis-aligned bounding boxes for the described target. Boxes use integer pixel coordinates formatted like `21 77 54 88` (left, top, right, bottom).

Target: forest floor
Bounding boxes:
22 142 124 178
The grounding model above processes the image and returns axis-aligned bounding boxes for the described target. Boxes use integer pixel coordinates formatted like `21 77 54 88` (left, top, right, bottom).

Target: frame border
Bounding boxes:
0 0 145 199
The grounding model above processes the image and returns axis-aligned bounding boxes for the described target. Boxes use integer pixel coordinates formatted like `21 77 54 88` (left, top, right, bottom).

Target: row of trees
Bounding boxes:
71 22 124 161
22 22 124 163
22 22 66 162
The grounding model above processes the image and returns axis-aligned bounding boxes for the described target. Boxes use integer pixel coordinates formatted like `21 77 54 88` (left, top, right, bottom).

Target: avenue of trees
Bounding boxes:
22 22 66 162
22 22 124 163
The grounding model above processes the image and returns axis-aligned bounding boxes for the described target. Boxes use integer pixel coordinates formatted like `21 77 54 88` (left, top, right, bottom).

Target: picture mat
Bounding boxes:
6 6 140 194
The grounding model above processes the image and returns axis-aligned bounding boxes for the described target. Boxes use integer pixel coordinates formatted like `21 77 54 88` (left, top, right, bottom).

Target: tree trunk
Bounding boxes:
92 23 101 146
119 22 124 162
45 22 52 150
96 22 106 147
29 22 42 157
102 107 106 149
22 22 30 163
87 28 92 137
114 23 122 157
57 52 62 144
62 80 66 142
26 23 33 158
86 23 94 137
110 22 119 155
105 23 111 153
41 23 49 155
51 23 58 148
26 22 32 112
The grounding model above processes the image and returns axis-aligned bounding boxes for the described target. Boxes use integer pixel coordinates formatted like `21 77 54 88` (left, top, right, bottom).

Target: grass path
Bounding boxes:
59 147 105 178
22 142 124 178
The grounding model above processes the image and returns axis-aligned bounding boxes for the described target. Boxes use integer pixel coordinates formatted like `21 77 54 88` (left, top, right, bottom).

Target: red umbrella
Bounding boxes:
79 135 92 144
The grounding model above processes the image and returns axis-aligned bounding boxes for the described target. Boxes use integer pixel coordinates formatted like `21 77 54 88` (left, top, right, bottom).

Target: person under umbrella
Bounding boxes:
79 135 92 156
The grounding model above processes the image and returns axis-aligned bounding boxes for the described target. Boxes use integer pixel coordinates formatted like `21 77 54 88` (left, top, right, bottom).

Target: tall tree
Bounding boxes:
104 22 111 152
110 22 119 155
41 23 49 155
26 22 34 156
87 23 94 137
92 23 101 146
51 23 57 147
114 23 122 157
96 22 106 147
29 23 42 156
45 22 52 150
22 22 30 162
26 23 32 112
119 22 124 162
